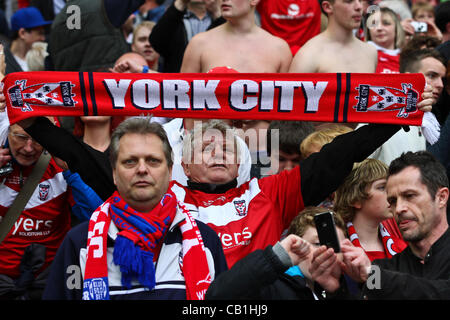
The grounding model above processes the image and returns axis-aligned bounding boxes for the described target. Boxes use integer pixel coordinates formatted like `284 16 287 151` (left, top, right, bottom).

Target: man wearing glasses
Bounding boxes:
0 123 73 300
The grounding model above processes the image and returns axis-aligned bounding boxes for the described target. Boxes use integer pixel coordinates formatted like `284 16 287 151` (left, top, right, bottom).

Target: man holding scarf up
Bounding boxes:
42 117 227 300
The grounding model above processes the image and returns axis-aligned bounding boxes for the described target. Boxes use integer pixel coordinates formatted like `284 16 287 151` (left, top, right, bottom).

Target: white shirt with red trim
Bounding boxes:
0 158 73 278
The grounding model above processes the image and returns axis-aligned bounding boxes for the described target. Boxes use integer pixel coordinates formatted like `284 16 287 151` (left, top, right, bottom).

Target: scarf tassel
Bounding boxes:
113 235 156 290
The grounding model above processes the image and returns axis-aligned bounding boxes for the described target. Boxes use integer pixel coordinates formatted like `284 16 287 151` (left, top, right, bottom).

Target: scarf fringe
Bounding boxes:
113 235 156 290
421 111 440 145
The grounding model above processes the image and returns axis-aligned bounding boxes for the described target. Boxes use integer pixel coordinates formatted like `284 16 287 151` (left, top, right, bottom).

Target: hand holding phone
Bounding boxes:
314 211 341 253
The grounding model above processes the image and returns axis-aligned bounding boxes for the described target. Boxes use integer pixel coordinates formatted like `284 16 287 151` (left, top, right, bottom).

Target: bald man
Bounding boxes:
110 52 153 73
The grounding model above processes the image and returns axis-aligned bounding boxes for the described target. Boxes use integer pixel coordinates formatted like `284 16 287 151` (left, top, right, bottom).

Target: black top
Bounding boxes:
362 228 450 299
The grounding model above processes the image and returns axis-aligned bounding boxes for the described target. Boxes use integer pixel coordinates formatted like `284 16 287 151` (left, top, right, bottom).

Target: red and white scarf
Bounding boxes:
82 191 210 300
346 221 402 260
3 71 440 143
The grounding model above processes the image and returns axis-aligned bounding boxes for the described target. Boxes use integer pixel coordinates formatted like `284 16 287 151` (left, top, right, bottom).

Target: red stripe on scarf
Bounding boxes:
83 191 211 300
346 221 403 261
3 72 425 126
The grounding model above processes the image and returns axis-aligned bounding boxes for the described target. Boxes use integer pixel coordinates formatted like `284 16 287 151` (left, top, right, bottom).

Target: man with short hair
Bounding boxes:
311 151 450 299
42 117 227 300
367 49 447 165
180 0 292 73
400 49 446 104
0 123 73 300
289 0 377 73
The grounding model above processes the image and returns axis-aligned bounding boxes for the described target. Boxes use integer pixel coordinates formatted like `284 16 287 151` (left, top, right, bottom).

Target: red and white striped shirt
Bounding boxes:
0 158 73 278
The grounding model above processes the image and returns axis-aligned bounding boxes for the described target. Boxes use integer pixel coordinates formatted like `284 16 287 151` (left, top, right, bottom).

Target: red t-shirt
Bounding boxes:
257 0 321 55
369 42 401 74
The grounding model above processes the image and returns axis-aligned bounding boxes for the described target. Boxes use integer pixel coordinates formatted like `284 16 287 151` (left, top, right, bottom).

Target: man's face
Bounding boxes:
131 26 159 64
220 0 257 19
183 131 240 184
418 57 446 103
8 124 43 166
113 133 172 212
327 0 363 30
386 166 443 243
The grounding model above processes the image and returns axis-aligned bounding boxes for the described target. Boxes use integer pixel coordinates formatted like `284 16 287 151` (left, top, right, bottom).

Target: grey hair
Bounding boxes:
109 116 173 169
181 119 241 165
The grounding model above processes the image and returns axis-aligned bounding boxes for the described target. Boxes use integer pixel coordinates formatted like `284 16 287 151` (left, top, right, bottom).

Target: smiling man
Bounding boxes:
0 124 73 300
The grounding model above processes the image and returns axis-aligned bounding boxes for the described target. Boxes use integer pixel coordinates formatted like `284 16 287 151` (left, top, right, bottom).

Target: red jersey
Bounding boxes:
0 158 73 278
171 166 304 267
369 42 401 74
257 0 321 55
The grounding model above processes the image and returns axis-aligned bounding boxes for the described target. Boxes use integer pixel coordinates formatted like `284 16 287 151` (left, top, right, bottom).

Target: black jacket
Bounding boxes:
149 3 225 73
205 245 315 300
361 228 450 299
25 117 114 201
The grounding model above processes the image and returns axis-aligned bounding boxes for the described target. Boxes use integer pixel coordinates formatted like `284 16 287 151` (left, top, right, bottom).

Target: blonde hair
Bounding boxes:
132 21 156 46
364 7 406 49
412 2 434 20
300 124 353 159
333 159 388 223
26 41 48 71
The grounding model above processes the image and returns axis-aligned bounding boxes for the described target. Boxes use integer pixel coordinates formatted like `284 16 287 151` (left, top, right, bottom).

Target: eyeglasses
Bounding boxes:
9 132 39 145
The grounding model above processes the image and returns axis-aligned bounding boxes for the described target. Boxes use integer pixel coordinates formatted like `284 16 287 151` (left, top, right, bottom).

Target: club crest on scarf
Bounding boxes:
354 83 419 118
7 79 76 112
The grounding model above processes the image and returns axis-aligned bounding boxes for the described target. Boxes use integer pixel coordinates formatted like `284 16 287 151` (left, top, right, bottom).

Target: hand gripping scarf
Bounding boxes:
346 221 402 261
2 71 440 144
82 191 210 300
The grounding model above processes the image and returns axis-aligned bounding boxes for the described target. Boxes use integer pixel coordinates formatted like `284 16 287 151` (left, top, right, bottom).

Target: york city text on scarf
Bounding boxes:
2 71 426 126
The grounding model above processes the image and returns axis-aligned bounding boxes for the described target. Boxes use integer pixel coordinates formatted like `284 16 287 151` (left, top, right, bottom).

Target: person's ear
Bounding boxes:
436 187 449 209
181 160 191 178
18 28 27 40
352 200 362 210
322 1 333 16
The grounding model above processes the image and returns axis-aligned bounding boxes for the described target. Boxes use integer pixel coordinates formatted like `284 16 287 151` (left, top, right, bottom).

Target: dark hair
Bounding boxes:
388 151 449 198
318 0 334 16
401 35 441 53
109 116 173 169
435 2 450 33
399 48 446 73
266 120 315 156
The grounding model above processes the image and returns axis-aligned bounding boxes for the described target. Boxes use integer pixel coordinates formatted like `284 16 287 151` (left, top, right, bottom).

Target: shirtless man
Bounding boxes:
289 0 377 73
180 0 292 73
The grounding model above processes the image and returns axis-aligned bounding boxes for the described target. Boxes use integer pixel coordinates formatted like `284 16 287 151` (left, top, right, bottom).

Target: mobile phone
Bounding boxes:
314 211 341 253
411 21 427 33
